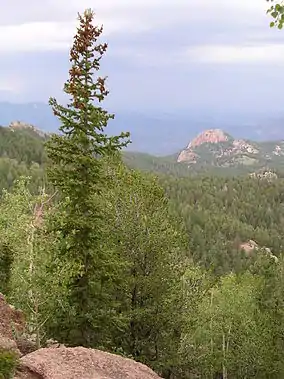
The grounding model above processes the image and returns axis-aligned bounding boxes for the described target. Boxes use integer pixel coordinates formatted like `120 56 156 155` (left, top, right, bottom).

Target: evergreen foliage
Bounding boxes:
102 159 189 373
44 9 130 346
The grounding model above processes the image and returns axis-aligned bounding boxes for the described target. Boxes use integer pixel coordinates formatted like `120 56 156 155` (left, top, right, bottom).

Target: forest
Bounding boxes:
1 7 284 379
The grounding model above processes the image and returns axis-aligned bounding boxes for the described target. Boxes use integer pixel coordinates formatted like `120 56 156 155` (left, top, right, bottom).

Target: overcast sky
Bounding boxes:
0 0 283 115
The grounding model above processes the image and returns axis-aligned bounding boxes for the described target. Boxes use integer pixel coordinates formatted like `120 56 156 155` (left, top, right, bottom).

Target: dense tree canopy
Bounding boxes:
160 174 284 275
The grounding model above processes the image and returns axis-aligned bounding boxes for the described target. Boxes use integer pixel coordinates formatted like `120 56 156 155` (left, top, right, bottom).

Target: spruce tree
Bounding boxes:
45 9 129 346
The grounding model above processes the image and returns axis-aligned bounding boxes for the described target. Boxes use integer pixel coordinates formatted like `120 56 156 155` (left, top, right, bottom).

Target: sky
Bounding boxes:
0 0 283 116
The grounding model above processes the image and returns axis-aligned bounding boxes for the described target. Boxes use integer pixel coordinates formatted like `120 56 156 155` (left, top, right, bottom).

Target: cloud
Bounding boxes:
0 16 156 53
0 22 72 52
0 0 192 53
0 0 274 54
0 0 282 116
183 43 284 64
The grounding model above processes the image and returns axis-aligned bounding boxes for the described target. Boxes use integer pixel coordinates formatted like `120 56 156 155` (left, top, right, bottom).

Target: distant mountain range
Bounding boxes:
124 129 284 177
1 121 284 178
1 102 284 156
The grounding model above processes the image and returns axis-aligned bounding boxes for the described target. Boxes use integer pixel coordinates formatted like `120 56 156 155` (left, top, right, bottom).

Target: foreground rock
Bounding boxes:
15 347 163 379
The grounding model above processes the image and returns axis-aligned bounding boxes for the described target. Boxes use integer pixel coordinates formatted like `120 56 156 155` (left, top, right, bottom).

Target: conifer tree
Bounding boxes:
45 9 130 346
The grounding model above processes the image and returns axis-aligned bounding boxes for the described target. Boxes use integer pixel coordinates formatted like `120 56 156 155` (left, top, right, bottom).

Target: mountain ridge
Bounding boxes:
1 121 284 178
177 128 284 170
1 102 284 155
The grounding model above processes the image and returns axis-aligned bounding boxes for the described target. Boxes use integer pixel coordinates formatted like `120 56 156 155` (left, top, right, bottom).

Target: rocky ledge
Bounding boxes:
15 347 162 379
0 293 162 379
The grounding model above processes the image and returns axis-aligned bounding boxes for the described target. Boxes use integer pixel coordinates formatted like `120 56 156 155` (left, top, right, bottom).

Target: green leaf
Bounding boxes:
270 21 275 27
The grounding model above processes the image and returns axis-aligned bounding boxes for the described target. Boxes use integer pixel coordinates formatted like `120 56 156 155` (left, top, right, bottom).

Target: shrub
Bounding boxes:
0 349 19 379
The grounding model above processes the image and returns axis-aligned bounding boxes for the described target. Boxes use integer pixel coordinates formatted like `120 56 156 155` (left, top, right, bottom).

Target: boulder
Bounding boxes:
15 347 163 379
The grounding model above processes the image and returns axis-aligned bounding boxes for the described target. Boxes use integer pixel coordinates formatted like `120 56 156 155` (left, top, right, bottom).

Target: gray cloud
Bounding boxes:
0 0 283 117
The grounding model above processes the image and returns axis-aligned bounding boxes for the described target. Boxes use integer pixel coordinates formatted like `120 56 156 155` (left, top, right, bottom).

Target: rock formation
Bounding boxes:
177 129 262 166
249 170 278 180
239 240 278 262
239 240 258 254
177 129 230 163
0 292 163 379
15 347 163 379
187 129 229 149
177 150 198 163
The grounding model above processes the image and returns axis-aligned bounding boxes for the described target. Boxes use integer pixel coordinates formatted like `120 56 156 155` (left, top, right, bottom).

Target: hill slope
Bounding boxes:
0 122 47 191
160 173 284 275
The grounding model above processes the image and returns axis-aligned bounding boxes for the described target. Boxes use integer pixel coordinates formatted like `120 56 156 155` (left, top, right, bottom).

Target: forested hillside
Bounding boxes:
0 125 46 191
160 174 284 275
3 7 284 379
2 125 284 277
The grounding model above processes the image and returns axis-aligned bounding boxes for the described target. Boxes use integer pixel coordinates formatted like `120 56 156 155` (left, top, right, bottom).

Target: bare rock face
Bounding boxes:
177 129 263 165
187 129 228 149
177 150 198 163
239 240 258 254
15 347 163 379
177 129 229 164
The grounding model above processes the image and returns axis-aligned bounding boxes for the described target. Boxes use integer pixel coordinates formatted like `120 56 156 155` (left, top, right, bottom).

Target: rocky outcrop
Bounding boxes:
9 121 48 138
177 150 198 163
0 294 162 379
187 129 229 149
272 144 284 156
232 139 259 154
239 240 258 254
177 129 230 164
15 347 163 379
249 170 278 180
177 129 262 165
239 240 278 262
